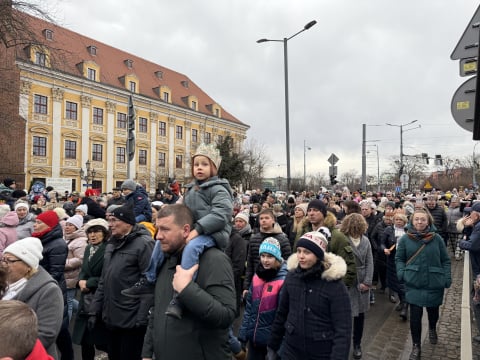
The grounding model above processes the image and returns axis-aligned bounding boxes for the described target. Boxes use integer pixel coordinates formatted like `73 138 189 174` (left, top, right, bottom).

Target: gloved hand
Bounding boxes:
266 347 278 360
87 315 97 331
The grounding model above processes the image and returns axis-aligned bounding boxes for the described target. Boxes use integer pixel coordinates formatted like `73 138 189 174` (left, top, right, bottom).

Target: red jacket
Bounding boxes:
26 339 54 360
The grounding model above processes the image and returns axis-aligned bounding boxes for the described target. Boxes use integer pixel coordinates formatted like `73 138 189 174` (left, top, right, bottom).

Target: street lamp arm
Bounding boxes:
287 20 317 40
256 38 283 43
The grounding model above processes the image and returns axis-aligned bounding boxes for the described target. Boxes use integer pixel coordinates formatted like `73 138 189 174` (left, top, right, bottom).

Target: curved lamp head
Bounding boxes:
304 20 317 30
256 38 268 43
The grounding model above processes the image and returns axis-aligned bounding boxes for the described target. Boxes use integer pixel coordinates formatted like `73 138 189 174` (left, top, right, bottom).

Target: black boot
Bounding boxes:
409 343 421 360
429 328 438 344
400 302 408 321
353 344 362 359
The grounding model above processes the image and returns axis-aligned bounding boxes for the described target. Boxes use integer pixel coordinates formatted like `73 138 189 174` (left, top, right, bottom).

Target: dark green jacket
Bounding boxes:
395 225 451 307
142 247 236 360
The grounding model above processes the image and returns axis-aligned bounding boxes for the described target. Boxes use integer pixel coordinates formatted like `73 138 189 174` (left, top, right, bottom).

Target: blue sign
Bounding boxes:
395 186 401 193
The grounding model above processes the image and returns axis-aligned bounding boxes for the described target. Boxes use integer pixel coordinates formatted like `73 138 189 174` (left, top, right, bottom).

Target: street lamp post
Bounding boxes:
386 120 421 178
474 142 479 188
257 20 317 192
79 160 96 189
367 144 380 192
303 140 311 189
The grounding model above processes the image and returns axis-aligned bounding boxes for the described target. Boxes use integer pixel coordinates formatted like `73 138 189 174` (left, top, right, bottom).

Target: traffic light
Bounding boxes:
330 175 338 185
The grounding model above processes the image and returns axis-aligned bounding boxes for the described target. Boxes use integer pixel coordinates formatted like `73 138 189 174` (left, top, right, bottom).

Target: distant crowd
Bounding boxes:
1 163 480 360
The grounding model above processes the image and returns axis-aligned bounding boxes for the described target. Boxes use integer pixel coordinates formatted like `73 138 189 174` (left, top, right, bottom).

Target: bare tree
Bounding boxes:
340 169 361 191
241 139 269 191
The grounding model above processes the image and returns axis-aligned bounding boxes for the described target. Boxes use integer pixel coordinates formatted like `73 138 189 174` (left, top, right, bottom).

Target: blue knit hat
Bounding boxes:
259 237 282 262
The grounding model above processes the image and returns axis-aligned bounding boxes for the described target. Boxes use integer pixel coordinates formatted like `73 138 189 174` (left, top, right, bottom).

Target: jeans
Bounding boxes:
66 288 78 321
144 235 216 283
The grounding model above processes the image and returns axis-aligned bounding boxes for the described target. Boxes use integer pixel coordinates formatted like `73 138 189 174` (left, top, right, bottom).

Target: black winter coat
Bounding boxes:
427 204 448 239
37 224 68 293
90 224 154 329
225 229 248 315
269 253 352 359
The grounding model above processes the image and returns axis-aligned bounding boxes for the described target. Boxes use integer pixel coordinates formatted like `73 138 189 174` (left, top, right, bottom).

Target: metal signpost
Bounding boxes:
451 5 480 140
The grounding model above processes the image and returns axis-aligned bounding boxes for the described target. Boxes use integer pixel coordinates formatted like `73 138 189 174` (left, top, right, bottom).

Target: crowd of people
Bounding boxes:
1 162 478 359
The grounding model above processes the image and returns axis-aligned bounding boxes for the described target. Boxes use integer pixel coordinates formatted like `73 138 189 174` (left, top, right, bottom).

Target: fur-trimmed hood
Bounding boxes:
323 211 338 230
286 251 347 281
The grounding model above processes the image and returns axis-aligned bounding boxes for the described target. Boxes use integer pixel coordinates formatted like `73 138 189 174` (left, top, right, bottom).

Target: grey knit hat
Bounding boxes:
121 179 137 191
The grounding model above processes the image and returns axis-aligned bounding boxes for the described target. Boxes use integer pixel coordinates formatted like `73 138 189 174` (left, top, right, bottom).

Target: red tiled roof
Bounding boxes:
17 11 247 127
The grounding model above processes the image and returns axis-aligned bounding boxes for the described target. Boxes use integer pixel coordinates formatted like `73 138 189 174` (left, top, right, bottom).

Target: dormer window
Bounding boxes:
129 81 136 93
181 80 189 88
87 68 96 81
191 101 197 111
87 45 97 56
124 59 133 69
35 51 46 66
43 29 53 41
155 70 163 79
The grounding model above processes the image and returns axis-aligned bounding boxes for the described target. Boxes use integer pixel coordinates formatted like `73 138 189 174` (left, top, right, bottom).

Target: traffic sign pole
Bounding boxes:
475 27 480 140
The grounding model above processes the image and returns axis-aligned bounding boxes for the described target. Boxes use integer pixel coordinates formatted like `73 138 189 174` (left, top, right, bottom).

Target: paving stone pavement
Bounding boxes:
366 253 479 360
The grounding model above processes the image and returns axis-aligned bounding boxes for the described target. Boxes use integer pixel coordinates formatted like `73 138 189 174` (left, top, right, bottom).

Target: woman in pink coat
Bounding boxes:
0 210 19 256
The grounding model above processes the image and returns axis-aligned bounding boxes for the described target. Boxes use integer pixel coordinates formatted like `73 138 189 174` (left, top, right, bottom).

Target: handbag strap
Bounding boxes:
406 244 426 265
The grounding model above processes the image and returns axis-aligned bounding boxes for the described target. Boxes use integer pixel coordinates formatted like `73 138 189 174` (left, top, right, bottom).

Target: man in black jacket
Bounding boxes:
142 204 236 360
89 204 154 360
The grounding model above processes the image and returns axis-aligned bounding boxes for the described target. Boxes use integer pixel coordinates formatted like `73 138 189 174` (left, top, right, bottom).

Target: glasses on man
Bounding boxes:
0 258 23 265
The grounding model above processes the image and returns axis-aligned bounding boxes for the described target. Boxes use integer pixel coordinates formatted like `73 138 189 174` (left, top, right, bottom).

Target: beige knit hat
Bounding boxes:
193 143 222 170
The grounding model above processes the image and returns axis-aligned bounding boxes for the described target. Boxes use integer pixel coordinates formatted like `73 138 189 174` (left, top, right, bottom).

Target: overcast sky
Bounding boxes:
46 0 479 179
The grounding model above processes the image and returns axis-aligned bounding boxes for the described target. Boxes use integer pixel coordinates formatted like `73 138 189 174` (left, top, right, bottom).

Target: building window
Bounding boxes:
35 52 46 66
192 129 198 143
139 149 147 165
87 45 97 55
205 132 211 144
64 140 76 159
33 136 46 156
176 125 183 140
158 152 166 167
138 117 148 133
129 81 136 93
191 101 197 110
159 121 166 136
44 29 53 40
93 107 103 125
163 92 169 102
116 147 125 163
87 68 96 81
215 108 220 117
117 112 127 128
217 135 223 144
65 101 78 120
92 144 103 161
34 94 48 114
175 154 183 169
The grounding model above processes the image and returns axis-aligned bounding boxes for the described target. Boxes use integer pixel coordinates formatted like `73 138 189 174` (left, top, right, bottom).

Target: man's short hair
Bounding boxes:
0 300 38 359
157 204 193 228
258 208 275 219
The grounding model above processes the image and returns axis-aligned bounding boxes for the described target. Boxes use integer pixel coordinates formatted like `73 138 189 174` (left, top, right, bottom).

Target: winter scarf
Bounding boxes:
406 227 435 244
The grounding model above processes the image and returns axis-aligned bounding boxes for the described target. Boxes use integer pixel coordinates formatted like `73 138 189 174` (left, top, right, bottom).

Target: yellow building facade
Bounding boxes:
14 14 249 194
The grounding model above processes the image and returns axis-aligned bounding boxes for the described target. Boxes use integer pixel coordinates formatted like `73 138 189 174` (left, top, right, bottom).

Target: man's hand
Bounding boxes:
78 280 88 292
172 264 199 293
